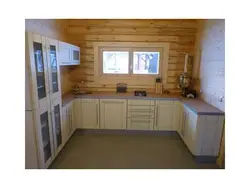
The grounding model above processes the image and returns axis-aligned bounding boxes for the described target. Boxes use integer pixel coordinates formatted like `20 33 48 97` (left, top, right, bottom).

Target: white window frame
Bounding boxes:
93 42 170 86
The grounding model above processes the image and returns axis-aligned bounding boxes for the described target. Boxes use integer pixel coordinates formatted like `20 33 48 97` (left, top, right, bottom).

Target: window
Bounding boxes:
94 42 169 85
99 45 162 76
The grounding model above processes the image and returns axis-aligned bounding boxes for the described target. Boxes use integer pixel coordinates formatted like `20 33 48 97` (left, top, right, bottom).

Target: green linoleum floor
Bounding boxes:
50 132 220 169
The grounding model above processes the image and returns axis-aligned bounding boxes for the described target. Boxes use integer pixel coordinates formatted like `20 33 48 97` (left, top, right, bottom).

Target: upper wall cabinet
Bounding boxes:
59 41 80 66
26 32 57 110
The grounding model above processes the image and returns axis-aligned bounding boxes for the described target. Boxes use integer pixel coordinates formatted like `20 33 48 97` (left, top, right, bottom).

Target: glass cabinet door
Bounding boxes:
40 111 53 163
53 104 62 150
49 45 59 94
33 42 46 100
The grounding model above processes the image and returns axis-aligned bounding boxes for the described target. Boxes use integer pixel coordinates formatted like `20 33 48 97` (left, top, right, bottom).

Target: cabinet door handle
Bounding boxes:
182 112 186 136
49 112 55 152
155 105 159 127
96 103 98 126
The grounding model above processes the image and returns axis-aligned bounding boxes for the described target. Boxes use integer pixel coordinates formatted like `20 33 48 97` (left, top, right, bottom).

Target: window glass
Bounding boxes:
103 51 129 74
133 52 160 74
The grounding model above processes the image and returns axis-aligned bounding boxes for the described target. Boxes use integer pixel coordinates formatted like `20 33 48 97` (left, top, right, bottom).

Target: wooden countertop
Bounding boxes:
62 92 224 116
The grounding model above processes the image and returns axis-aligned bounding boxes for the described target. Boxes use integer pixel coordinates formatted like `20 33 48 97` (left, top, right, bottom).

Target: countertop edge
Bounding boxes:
62 93 225 116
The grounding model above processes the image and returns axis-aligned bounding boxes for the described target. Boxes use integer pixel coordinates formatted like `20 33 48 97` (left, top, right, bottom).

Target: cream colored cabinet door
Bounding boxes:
127 119 154 130
100 99 127 130
184 106 198 153
74 99 82 128
173 101 183 134
67 102 74 137
46 37 61 101
61 105 68 145
155 100 174 130
59 41 72 65
35 104 54 169
26 32 50 111
51 97 63 157
82 99 99 129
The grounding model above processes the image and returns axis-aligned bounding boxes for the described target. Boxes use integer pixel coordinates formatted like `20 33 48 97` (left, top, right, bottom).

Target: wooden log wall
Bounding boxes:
64 19 198 93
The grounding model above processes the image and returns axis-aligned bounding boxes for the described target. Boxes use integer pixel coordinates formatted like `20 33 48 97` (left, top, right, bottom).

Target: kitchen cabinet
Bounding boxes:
82 99 99 129
180 105 224 157
127 99 155 130
51 97 63 157
173 101 183 134
34 104 54 169
59 41 80 66
26 32 50 110
46 37 61 101
100 99 127 130
154 100 174 130
58 41 71 65
74 99 82 128
25 32 63 169
62 101 75 145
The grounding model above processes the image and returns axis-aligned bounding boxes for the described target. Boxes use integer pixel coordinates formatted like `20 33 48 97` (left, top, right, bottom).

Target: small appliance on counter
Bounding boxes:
134 90 147 96
155 77 163 94
116 83 127 93
177 52 197 98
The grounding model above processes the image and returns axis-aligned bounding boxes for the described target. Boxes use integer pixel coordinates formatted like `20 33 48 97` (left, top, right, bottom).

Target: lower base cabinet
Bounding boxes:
60 97 224 160
154 100 174 130
100 99 127 129
82 99 99 129
127 119 154 130
180 105 224 157
62 101 75 145
73 99 82 128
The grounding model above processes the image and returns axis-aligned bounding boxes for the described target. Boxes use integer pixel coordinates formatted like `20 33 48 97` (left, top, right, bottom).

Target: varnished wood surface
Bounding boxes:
63 19 197 93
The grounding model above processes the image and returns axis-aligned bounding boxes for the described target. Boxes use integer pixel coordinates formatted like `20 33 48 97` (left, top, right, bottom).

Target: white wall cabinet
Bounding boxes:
82 99 99 129
59 41 80 66
100 99 127 130
154 100 174 130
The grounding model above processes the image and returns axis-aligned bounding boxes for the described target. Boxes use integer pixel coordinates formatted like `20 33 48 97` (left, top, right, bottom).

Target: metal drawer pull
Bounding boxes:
128 109 154 113
96 103 98 126
131 119 151 123
129 115 153 118
102 101 124 104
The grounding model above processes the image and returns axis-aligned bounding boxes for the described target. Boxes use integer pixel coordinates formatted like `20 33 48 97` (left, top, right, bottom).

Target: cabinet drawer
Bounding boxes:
128 111 154 118
157 100 174 105
127 118 154 130
128 105 155 111
128 99 155 106
100 99 126 104
81 99 99 103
